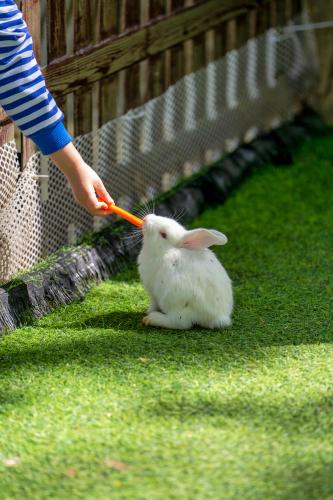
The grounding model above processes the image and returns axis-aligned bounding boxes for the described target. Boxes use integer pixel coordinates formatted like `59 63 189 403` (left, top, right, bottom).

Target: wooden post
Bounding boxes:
22 0 41 168
139 0 151 103
46 0 67 119
99 0 119 126
125 0 142 112
149 0 170 98
73 0 93 136
47 0 66 60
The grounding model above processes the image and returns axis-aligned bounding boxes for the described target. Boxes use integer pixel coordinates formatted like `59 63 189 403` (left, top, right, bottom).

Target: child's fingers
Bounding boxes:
94 180 114 206
92 206 110 217
89 196 112 216
96 200 109 211
80 186 108 215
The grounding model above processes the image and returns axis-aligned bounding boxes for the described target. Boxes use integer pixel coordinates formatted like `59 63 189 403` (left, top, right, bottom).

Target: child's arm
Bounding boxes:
0 0 113 215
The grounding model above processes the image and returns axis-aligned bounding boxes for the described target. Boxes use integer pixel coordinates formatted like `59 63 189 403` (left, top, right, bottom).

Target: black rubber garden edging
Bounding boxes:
0 108 326 333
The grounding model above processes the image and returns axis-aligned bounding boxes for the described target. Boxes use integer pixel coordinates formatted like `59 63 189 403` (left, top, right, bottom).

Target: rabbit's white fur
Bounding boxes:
138 214 233 330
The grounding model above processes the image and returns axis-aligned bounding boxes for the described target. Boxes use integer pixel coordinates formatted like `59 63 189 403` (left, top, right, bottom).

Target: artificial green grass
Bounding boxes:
1 132 333 500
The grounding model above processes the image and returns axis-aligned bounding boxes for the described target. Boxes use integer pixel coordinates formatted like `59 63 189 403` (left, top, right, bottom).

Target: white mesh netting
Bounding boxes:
0 19 318 283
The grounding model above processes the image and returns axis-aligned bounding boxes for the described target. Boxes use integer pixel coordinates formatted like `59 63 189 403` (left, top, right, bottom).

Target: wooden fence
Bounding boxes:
0 0 304 167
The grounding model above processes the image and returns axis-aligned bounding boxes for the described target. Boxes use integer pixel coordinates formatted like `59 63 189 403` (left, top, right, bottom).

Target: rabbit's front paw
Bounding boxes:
142 312 160 326
143 311 170 327
142 311 192 330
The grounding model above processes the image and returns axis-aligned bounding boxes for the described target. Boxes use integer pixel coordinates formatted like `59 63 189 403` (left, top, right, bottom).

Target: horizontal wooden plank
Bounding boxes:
44 29 145 96
147 0 252 55
44 0 267 97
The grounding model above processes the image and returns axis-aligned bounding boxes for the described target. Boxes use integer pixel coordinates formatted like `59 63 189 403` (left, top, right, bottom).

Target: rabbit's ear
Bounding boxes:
180 228 228 250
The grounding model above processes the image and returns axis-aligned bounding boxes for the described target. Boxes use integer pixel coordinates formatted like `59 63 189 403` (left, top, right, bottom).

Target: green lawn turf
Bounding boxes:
1 132 333 500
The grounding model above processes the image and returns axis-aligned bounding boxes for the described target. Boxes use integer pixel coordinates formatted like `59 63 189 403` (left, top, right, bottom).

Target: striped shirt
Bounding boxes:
0 0 71 154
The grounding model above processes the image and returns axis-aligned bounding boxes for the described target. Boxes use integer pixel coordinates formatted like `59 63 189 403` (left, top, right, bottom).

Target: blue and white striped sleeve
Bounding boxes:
0 0 72 155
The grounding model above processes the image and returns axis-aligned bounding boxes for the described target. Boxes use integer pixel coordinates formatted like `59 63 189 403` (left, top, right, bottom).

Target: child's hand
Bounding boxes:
65 162 113 216
50 143 114 216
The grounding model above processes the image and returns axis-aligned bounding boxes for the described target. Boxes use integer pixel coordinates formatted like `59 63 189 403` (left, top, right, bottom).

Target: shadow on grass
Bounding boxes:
65 310 145 331
150 391 333 429
0 388 25 411
0 308 332 375
273 463 333 500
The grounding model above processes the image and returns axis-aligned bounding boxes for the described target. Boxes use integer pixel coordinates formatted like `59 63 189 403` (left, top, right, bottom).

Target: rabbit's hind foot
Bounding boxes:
207 315 232 329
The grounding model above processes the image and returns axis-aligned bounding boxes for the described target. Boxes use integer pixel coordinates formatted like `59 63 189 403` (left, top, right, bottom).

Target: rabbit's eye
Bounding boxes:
160 231 167 239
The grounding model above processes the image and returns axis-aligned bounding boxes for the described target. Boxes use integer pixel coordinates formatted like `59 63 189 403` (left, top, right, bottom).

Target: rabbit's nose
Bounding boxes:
144 214 154 223
143 215 150 227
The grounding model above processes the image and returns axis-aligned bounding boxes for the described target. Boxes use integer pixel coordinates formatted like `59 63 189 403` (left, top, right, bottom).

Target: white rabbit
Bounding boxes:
137 214 233 330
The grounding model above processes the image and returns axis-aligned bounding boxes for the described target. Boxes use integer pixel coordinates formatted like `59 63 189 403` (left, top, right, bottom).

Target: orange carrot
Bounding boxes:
98 199 143 227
